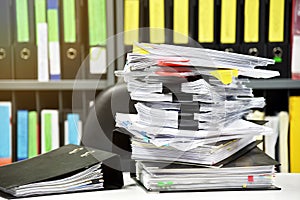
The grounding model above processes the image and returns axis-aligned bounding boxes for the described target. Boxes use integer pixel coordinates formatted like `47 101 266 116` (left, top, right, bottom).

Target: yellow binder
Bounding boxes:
268 0 285 42
244 0 259 43
220 0 237 44
198 0 214 43
173 0 189 44
124 0 140 45
149 0 165 43
289 96 300 173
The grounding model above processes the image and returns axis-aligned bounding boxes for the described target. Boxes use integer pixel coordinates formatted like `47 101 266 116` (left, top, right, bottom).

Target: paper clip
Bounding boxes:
81 150 95 158
69 147 84 154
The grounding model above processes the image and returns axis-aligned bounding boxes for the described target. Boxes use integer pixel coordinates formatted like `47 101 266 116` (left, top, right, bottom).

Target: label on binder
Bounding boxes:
16 0 30 42
198 0 214 43
268 0 285 42
220 0 237 44
89 47 107 74
149 0 165 43
244 0 259 43
124 0 140 45
63 0 76 43
173 0 189 44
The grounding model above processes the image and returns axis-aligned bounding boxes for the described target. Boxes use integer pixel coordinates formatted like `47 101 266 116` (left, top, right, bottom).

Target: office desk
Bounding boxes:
0 173 299 200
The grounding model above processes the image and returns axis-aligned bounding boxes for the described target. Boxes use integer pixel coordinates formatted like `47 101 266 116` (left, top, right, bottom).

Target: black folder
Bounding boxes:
241 0 267 58
0 0 13 79
0 144 123 198
266 0 292 78
218 0 242 53
60 0 85 79
12 0 37 79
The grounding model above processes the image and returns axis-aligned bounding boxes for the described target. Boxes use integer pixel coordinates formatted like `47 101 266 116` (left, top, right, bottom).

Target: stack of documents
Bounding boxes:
136 147 279 191
115 43 279 191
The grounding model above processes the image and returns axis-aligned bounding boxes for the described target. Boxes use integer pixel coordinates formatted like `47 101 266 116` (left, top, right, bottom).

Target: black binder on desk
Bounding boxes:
241 0 267 58
266 0 292 78
0 144 123 198
0 0 13 79
198 0 219 50
219 0 242 53
12 0 37 79
60 0 85 79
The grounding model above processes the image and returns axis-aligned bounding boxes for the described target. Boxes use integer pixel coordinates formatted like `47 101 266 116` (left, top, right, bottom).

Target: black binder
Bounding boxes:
12 0 37 79
0 0 13 79
266 0 292 78
0 144 123 198
241 0 267 58
218 0 243 53
60 0 85 79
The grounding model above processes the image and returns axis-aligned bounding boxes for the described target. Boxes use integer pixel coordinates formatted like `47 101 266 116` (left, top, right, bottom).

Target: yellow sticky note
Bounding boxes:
124 0 140 45
268 0 285 42
198 0 214 43
173 0 189 44
220 0 237 44
132 44 149 54
149 0 165 43
209 69 238 85
244 0 259 43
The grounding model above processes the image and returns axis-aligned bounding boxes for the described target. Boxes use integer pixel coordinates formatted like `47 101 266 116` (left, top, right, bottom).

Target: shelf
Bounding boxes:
1 79 300 91
0 80 108 91
246 79 300 89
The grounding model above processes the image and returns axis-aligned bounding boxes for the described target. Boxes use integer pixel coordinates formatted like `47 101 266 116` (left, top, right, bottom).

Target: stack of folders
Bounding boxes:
115 43 280 191
0 145 123 198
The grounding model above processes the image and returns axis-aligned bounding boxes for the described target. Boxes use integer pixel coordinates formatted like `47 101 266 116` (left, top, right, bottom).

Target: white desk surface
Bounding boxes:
1 173 299 200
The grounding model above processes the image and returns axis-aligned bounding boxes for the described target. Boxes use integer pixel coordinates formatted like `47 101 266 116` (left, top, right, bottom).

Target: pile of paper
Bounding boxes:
115 43 279 191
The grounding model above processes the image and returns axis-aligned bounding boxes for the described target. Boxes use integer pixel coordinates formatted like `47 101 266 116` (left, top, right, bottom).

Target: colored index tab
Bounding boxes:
244 0 259 43
16 0 30 42
44 113 52 153
220 0 237 44
48 0 59 42
34 0 47 45
88 0 107 46
209 69 238 85
124 0 140 45
63 0 76 43
198 0 214 43
173 0 189 44
149 0 165 43
268 0 285 42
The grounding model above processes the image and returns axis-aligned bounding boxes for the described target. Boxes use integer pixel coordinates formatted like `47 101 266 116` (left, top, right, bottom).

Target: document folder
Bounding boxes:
219 0 242 52
266 0 292 78
0 144 124 198
61 0 85 79
13 0 37 79
289 96 300 173
0 102 12 166
87 0 107 78
0 0 13 79
241 0 267 57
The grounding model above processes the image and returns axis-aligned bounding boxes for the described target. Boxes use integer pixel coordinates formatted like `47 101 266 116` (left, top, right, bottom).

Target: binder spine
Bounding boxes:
13 0 38 79
0 0 13 79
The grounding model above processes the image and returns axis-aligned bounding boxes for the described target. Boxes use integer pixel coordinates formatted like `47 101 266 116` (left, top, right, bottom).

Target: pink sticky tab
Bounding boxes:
248 176 254 182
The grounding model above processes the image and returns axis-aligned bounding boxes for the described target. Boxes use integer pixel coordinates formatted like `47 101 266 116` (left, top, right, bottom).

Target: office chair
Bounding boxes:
81 82 136 167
